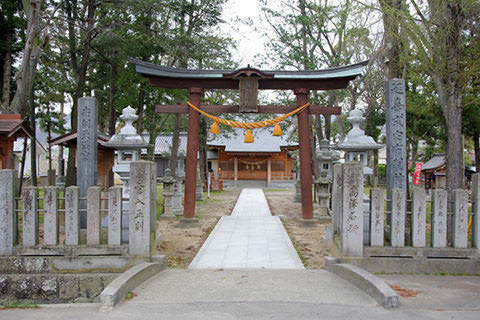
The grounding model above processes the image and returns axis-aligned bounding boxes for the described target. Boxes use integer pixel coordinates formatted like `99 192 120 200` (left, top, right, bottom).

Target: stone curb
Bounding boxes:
324 257 399 309
99 256 165 310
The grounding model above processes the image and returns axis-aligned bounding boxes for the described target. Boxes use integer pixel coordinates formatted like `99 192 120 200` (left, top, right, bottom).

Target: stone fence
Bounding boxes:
0 161 156 259
332 162 480 258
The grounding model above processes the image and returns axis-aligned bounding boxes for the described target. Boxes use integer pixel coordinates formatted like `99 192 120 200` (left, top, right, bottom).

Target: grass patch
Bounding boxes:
291 240 309 268
0 300 39 309
123 291 137 301
263 189 289 192
165 255 191 268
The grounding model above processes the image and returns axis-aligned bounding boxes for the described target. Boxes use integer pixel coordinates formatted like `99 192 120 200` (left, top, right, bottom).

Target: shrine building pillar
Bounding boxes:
234 157 238 186
267 158 272 187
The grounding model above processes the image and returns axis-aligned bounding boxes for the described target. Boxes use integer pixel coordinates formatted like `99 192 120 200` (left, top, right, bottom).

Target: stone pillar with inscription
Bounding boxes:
341 162 364 256
385 80 407 219
77 97 98 228
129 161 157 258
0 170 16 255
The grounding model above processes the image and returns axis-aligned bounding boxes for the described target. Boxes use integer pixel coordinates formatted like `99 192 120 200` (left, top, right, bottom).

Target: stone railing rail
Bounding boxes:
332 162 480 257
0 161 156 259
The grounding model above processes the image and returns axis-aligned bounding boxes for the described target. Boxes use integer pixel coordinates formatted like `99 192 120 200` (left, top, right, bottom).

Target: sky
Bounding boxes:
220 0 271 67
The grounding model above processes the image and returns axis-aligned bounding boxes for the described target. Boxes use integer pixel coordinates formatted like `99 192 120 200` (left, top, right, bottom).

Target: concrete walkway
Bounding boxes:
3 270 480 320
189 188 304 269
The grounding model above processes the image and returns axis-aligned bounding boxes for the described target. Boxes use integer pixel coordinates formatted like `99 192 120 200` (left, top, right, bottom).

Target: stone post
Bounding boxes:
315 172 331 217
44 187 59 245
108 186 122 245
159 168 176 217
386 80 407 220
342 162 364 257
172 181 184 216
77 97 98 228
87 186 101 245
369 188 384 247
332 164 343 234
390 188 406 247
473 174 480 248
196 168 204 201
22 187 39 247
0 170 16 255
431 189 447 248
411 187 426 248
65 186 80 245
294 176 302 203
163 184 174 216
129 161 157 258
452 189 468 248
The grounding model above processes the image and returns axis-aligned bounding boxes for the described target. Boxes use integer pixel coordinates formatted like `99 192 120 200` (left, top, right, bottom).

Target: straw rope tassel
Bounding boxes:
272 123 282 136
186 101 310 142
244 130 254 143
210 121 220 134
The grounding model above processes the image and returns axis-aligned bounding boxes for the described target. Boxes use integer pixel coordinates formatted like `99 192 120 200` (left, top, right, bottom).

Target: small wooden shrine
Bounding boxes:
0 114 34 169
209 127 297 185
50 131 115 188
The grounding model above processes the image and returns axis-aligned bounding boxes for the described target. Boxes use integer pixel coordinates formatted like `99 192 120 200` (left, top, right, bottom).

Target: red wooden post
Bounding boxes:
295 89 313 219
184 87 203 219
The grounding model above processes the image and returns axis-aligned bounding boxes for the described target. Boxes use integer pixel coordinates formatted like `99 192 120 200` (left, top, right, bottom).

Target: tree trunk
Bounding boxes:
199 117 208 181
29 93 37 187
2 33 12 112
108 60 119 135
169 114 181 178
136 83 145 134
474 133 480 174
380 0 404 80
9 0 45 116
18 137 28 196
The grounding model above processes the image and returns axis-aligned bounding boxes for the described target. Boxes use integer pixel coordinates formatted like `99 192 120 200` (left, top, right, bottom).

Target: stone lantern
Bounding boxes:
101 106 148 241
317 139 340 180
158 168 176 217
336 108 383 244
314 140 340 218
337 108 382 175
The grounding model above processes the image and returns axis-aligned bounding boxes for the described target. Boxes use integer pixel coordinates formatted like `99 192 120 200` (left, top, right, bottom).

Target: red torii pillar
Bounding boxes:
183 87 203 219
295 88 313 220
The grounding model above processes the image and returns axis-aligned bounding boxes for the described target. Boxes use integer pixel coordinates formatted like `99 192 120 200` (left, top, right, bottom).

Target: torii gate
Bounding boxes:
131 59 367 220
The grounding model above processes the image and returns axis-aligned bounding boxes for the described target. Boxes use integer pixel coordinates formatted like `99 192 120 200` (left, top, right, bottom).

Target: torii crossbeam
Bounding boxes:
131 59 368 220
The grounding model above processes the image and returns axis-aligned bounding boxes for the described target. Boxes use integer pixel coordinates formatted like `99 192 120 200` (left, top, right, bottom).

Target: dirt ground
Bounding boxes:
156 190 240 268
156 188 329 269
264 189 329 269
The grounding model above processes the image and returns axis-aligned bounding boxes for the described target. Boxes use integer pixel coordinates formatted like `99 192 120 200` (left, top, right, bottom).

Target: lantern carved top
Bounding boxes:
101 106 148 149
337 108 382 151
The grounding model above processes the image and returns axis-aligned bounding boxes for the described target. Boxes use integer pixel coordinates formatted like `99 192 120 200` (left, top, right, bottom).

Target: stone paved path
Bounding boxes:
189 188 304 269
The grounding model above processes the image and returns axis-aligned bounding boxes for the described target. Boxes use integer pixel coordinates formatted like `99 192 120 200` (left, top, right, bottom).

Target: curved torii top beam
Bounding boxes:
129 58 369 91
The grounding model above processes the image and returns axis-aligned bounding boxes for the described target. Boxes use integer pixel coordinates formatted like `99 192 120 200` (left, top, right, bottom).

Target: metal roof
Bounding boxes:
147 132 189 156
422 154 446 171
49 131 112 147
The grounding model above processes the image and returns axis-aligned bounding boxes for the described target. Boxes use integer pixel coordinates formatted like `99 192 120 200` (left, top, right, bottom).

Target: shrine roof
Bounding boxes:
130 59 368 90
208 127 298 153
49 131 112 148
422 154 446 171
0 114 34 139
